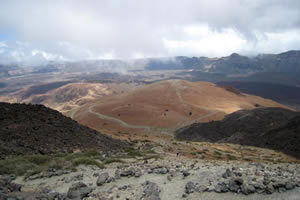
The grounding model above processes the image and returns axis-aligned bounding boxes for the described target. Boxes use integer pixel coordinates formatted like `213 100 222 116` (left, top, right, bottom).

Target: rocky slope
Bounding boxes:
1 157 300 200
0 102 126 159
176 107 300 158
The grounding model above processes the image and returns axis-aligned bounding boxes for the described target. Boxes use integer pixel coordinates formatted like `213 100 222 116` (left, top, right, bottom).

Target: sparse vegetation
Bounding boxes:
226 154 237 160
0 150 105 177
103 158 124 164
214 150 222 156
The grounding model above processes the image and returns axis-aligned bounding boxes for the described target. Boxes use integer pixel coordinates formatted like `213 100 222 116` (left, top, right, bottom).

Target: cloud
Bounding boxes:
0 0 300 63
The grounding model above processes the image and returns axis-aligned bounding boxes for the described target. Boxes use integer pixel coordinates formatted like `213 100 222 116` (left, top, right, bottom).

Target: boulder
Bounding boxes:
96 172 109 186
142 181 161 200
67 182 93 199
185 182 196 194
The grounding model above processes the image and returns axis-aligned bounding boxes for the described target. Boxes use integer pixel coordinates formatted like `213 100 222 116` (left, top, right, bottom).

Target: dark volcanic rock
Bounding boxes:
185 181 196 194
176 107 300 158
67 182 93 199
96 172 109 186
142 181 161 200
0 103 127 159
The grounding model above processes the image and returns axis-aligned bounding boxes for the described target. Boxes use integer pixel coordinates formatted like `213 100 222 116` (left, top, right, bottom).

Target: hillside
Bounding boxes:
0 102 126 159
0 81 136 113
72 80 289 137
176 107 300 158
217 82 300 110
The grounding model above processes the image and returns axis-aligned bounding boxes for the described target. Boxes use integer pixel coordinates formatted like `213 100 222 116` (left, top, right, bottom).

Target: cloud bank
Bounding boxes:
1 0 300 64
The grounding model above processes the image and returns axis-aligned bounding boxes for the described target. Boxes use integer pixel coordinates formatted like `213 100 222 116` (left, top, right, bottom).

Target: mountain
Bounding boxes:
0 102 126 159
217 82 300 110
255 50 300 72
145 50 300 74
176 107 300 158
71 80 289 136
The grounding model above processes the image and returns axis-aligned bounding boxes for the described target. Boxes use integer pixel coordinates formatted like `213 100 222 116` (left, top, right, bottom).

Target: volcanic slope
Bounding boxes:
0 102 126 159
176 107 300 158
72 80 289 137
0 82 135 113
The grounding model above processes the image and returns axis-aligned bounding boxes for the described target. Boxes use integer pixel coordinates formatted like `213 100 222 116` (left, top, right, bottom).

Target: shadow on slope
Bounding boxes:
176 107 300 159
0 102 127 159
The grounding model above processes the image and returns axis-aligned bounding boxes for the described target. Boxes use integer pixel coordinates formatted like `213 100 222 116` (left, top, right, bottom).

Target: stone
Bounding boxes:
222 169 233 179
252 182 265 194
7 183 22 192
265 184 275 194
228 180 240 192
134 168 142 177
285 181 295 190
96 172 109 186
196 185 208 192
214 183 228 193
67 182 93 199
142 181 161 200
241 184 255 195
278 187 286 193
119 185 128 190
182 170 190 177
185 182 196 194
153 168 168 175
47 191 59 199
120 168 135 177
93 173 99 177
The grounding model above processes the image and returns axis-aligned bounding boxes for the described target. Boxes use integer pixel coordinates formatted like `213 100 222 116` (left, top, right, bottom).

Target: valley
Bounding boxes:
1 51 300 200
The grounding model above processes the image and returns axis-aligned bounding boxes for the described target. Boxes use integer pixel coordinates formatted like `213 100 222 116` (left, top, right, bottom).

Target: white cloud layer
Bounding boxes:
0 0 300 64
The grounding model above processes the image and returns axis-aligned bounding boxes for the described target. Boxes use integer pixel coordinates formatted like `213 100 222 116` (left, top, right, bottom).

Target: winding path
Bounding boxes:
71 80 222 132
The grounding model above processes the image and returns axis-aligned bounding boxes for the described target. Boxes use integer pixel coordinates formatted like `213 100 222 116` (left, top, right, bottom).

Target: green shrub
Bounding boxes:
226 154 237 160
72 157 104 169
26 155 52 165
103 158 124 164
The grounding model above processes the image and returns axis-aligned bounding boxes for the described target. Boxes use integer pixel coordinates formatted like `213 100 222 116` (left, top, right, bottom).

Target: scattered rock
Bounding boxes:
185 181 196 194
135 168 143 177
67 182 93 199
96 172 110 186
222 168 233 179
196 185 208 193
214 183 228 193
241 184 256 195
182 170 190 177
142 181 161 200
265 184 275 194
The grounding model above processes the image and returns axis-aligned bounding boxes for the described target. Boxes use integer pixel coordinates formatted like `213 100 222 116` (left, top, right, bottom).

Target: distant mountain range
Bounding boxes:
145 50 300 73
1 50 300 78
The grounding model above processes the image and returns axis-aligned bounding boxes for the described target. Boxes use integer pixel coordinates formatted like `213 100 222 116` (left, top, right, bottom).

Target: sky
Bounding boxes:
1 0 300 65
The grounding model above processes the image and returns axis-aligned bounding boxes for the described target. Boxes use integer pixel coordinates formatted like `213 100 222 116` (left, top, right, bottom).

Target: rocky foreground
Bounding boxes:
1 157 300 200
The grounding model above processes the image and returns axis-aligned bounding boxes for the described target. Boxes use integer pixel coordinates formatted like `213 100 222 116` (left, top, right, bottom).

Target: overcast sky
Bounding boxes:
1 0 300 64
